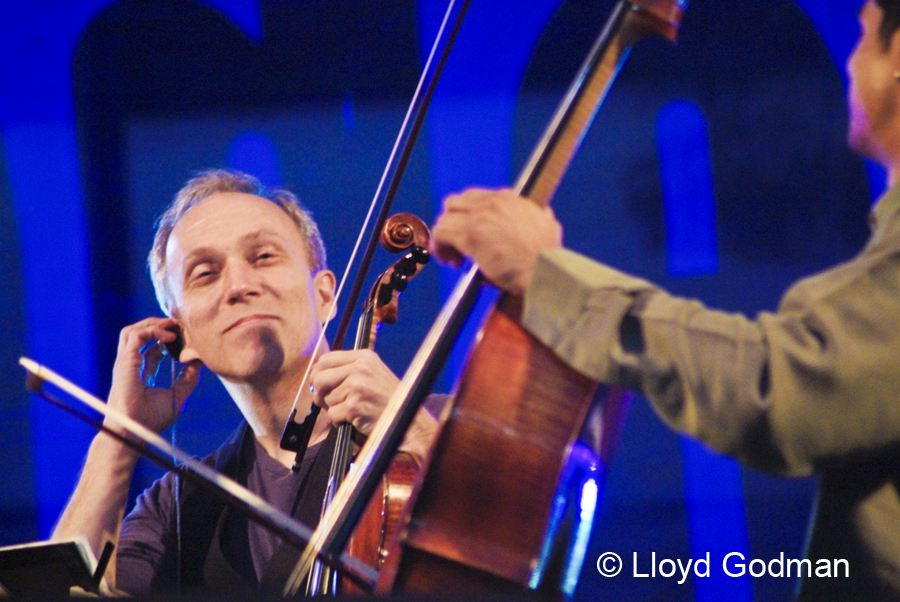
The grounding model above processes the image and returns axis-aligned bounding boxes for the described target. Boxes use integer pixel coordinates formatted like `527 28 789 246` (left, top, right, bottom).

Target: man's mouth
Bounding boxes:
223 314 278 333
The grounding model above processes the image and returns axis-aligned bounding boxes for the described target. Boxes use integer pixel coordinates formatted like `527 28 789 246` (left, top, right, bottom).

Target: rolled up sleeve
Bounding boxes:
522 243 900 477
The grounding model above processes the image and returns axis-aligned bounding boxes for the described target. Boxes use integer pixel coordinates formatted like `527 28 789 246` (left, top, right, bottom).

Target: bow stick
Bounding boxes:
19 357 378 590
279 0 473 468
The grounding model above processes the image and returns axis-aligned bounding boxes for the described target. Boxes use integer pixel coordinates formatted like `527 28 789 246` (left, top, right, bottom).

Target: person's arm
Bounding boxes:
51 434 141 589
51 317 201 588
113 471 180 597
431 186 900 476
523 240 900 477
521 247 769 460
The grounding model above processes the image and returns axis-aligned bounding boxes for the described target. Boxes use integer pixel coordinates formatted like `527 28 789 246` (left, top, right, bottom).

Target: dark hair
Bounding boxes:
876 0 900 47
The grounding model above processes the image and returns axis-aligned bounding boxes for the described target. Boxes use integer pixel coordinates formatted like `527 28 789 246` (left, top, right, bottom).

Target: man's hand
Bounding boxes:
310 349 437 461
431 187 563 295
310 349 400 436
107 317 202 439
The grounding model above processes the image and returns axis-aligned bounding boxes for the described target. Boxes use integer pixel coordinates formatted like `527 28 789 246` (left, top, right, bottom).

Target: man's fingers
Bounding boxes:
430 239 465 267
141 345 166 387
310 349 358 372
310 362 353 404
320 392 372 435
431 211 473 265
173 360 203 411
310 349 379 404
118 318 180 365
442 187 499 212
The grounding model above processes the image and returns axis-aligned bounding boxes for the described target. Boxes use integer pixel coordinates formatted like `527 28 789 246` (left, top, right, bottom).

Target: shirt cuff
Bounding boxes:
522 248 657 381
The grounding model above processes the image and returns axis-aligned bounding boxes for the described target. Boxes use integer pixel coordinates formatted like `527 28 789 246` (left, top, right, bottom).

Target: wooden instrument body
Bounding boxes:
343 450 420 594
371 3 684 592
376 296 609 595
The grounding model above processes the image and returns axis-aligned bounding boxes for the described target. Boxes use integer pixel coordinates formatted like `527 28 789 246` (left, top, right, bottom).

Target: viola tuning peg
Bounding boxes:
390 271 409 292
412 246 430 264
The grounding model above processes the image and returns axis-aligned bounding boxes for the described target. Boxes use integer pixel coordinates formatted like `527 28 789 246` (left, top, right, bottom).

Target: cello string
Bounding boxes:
285 0 468 420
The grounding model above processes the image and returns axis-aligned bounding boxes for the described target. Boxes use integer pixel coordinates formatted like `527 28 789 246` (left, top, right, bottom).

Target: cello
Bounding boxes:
289 0 687 598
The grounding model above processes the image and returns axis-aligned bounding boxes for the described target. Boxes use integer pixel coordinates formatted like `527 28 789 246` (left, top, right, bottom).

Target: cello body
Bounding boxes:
376 298 619 596
372 2 684 596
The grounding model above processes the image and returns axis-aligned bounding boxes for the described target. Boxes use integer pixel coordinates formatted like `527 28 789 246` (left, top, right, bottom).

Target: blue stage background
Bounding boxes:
0 1 877 600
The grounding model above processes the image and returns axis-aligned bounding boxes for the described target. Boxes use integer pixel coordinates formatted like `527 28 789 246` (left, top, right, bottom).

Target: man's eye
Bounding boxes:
190 267 217 283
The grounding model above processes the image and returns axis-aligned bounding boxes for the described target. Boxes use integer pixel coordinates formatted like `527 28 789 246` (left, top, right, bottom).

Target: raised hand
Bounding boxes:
106 317 202 437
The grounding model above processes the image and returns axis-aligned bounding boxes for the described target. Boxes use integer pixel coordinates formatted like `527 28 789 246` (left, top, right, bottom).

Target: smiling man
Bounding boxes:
50 169 436 596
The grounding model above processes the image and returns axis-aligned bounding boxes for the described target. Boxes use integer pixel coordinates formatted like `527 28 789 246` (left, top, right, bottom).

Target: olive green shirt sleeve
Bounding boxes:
521 186 900 477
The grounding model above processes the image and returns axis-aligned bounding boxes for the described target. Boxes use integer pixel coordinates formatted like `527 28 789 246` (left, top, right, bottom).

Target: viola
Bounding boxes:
307 213 431 596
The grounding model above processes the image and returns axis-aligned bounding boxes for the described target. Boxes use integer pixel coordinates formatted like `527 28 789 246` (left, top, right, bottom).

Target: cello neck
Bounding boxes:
518 0 685 207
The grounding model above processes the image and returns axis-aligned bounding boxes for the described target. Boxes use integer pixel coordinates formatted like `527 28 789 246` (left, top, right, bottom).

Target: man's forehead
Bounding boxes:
166 192 304 259
174 192 295 234
181 191 282 224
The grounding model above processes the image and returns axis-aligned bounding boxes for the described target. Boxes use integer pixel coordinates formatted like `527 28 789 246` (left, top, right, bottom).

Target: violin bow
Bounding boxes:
19 357 379 590
279 0 473 468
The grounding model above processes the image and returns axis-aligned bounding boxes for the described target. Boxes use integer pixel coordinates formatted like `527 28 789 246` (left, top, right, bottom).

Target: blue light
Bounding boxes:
563 478 599 596
655 100 719 277
655 99 752 601
226 130 283 188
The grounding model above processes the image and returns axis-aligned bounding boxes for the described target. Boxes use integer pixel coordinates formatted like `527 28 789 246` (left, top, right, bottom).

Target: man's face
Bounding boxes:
164 192 334 384
847 0 899 161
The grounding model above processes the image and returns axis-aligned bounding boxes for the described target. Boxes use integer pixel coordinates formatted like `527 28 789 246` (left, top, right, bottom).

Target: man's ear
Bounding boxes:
313 269 337 324
169 316 201 364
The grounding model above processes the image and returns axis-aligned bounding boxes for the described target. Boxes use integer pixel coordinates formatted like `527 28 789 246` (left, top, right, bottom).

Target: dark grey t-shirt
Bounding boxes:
116 431 323 596
116 395 448 596
244 436 317 579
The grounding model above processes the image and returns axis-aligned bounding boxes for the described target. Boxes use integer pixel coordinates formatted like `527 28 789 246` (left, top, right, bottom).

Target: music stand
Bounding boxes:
0 537 111 597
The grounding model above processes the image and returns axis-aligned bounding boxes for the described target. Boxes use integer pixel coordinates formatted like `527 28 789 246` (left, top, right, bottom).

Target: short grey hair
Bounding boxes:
148 169 327 316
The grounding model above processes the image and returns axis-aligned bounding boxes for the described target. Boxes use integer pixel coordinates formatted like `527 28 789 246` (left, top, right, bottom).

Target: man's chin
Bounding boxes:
212 347 286 384
846 125 881 163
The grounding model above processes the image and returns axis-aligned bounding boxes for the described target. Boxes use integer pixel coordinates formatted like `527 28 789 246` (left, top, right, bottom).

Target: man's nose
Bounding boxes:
224 261 261 302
